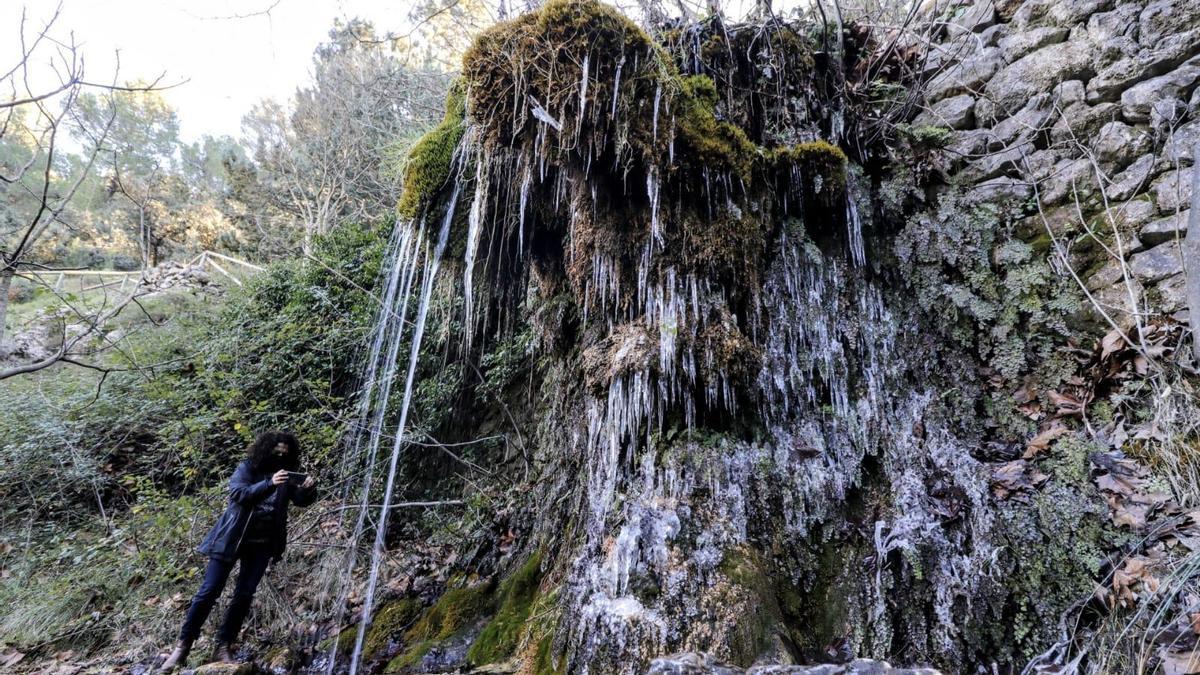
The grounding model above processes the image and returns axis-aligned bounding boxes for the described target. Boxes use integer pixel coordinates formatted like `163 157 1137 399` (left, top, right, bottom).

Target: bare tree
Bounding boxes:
0 3 168 373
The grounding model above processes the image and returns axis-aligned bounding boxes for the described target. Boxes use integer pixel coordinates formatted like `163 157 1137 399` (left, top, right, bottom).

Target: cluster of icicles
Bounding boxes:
318 95 997 673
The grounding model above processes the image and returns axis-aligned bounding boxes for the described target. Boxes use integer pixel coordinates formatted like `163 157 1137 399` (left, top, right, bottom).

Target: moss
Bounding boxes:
675 75 761 181
771 140 848 194
899 123 953 149
533 632 566 675
363 598 422 660
467 549 545 665
397 81 467 220
386 581 495 670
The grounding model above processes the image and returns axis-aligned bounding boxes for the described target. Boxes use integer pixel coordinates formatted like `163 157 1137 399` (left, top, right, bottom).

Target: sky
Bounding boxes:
1 0 792 143
1 0 436 141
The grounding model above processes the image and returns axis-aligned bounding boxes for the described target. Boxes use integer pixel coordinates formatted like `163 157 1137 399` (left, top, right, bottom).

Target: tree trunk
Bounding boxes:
1186 146 1200 363
0 266 15 346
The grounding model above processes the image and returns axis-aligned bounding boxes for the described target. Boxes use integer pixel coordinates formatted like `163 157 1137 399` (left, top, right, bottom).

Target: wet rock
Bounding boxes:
1141 211 1190 246
1152 167 1194 214
1121 57 1200 123
1129 243 1185 282
1108 153 1157 201
998 26 1069 63
927 48 1004 102
983 40 1095 120
647 654 942 675
1139 0 1200 46
913 94 976 130
1093 121 1152 171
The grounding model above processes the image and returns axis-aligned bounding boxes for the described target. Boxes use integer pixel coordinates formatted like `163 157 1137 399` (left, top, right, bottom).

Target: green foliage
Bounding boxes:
468 550 545 664
478 328 534 400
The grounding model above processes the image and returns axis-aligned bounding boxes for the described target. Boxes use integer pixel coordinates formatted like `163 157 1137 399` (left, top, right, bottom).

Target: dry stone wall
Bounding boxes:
920 0 1199 325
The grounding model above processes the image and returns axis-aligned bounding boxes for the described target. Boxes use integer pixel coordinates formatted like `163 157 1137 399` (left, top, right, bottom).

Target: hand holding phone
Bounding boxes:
286 471 308 487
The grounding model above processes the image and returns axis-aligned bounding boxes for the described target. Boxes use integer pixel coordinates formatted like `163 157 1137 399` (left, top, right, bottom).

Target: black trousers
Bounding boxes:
179 544 273 644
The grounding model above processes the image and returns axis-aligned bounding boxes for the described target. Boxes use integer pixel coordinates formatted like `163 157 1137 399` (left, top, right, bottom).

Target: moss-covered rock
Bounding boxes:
397 80 467 220
468 549 545 665
386 581 495 671
363 597 423 660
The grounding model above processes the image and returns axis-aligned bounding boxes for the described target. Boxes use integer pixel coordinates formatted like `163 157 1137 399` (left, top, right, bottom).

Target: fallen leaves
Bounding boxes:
990 460 1048 499
1091 451 1171 530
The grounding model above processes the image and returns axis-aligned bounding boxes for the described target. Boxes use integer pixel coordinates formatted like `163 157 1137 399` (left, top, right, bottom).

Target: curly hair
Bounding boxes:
247 431 301 472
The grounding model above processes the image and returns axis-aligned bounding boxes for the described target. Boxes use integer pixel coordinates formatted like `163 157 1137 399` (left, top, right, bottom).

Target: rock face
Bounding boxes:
926 0 1199 324
647 654 942 675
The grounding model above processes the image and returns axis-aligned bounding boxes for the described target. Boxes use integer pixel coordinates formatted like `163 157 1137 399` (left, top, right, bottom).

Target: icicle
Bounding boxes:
576 53 590 138
463 153 489 345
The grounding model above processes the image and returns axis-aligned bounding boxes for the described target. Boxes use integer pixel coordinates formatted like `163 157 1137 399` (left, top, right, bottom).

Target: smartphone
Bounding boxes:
286 471 308 486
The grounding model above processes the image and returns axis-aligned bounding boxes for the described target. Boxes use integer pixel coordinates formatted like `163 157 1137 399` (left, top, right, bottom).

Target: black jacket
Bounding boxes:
198 460 318 561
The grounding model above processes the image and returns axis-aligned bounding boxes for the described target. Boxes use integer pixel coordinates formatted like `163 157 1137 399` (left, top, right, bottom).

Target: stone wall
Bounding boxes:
919 0 1199 325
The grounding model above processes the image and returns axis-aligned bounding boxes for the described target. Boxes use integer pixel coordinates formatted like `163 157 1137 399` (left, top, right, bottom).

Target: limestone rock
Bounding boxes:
1054 80 1086 106
1038 158 1096 206
927 48 1005 102
1050 102 1120 145
998 26 1069 63
1093 121 1152 171
1157 273 1189 313
962 145 1026 182
1108 153 1157 201
1087 3 1142 43
1140 0 1200 46
1120 57 1200 123
1089 278 1145 331
946 0 997 39
1152 167 1194 213
914 94 976 130
1096 36 1140 68
1048 0 1116 25
1086 29 1200 103
979 23 1009 48
983 40 1095 120
964 176 1033 204
1113 198 1158 234
1129 243 1185 282
1141 210 1190 246
987 94 1056 146
1165 119 1200 165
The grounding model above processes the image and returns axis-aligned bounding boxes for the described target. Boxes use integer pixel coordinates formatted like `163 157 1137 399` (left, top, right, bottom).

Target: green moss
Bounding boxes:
771 140 848 193
397 81 467 220
467 550 545 665
386 581 495 670
363 598 422 660
533 633 566 675
675 75 761 181
899 123 953 149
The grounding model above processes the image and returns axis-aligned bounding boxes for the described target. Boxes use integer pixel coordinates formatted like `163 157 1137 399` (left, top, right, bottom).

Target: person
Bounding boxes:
161 431 318 670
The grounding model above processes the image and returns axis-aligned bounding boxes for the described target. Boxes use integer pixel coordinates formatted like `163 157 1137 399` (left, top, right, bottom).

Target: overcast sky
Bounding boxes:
2 0 793 143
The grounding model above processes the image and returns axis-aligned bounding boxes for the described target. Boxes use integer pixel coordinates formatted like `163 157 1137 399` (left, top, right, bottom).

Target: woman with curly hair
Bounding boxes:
161 431 318 670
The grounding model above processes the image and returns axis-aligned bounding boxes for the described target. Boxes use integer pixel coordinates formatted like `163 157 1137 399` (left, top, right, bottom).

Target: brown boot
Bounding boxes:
212 642 235 663
159 640 191 671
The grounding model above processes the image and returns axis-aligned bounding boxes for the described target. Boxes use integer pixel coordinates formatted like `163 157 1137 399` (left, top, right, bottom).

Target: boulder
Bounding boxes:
1140 0 1200 47
979 23 1009 48
1054 80 1086 106
1165 119 1200 164
1050 102 1121 145
998 26 1069 63
964 176 1033 204
927 48 1005 102
984 40 1095 120
1038 158 1096 206
962 145 1027 182
1087 3 1142 43
1048 0 1116 24
1096 36 1140 68
946 0 997 39
1140 210 1190 246
1108 153 1157 201
1152 167 1194 213
1088 279 1145 331
1120 57 1200 123
1113 198 1158 234
983 95 1056 146
1157 273 1189 313
1129 243 1184 282
1093 121 1152 171
1086 28 1200 103
1150 97 1189 132
914 94 976 130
